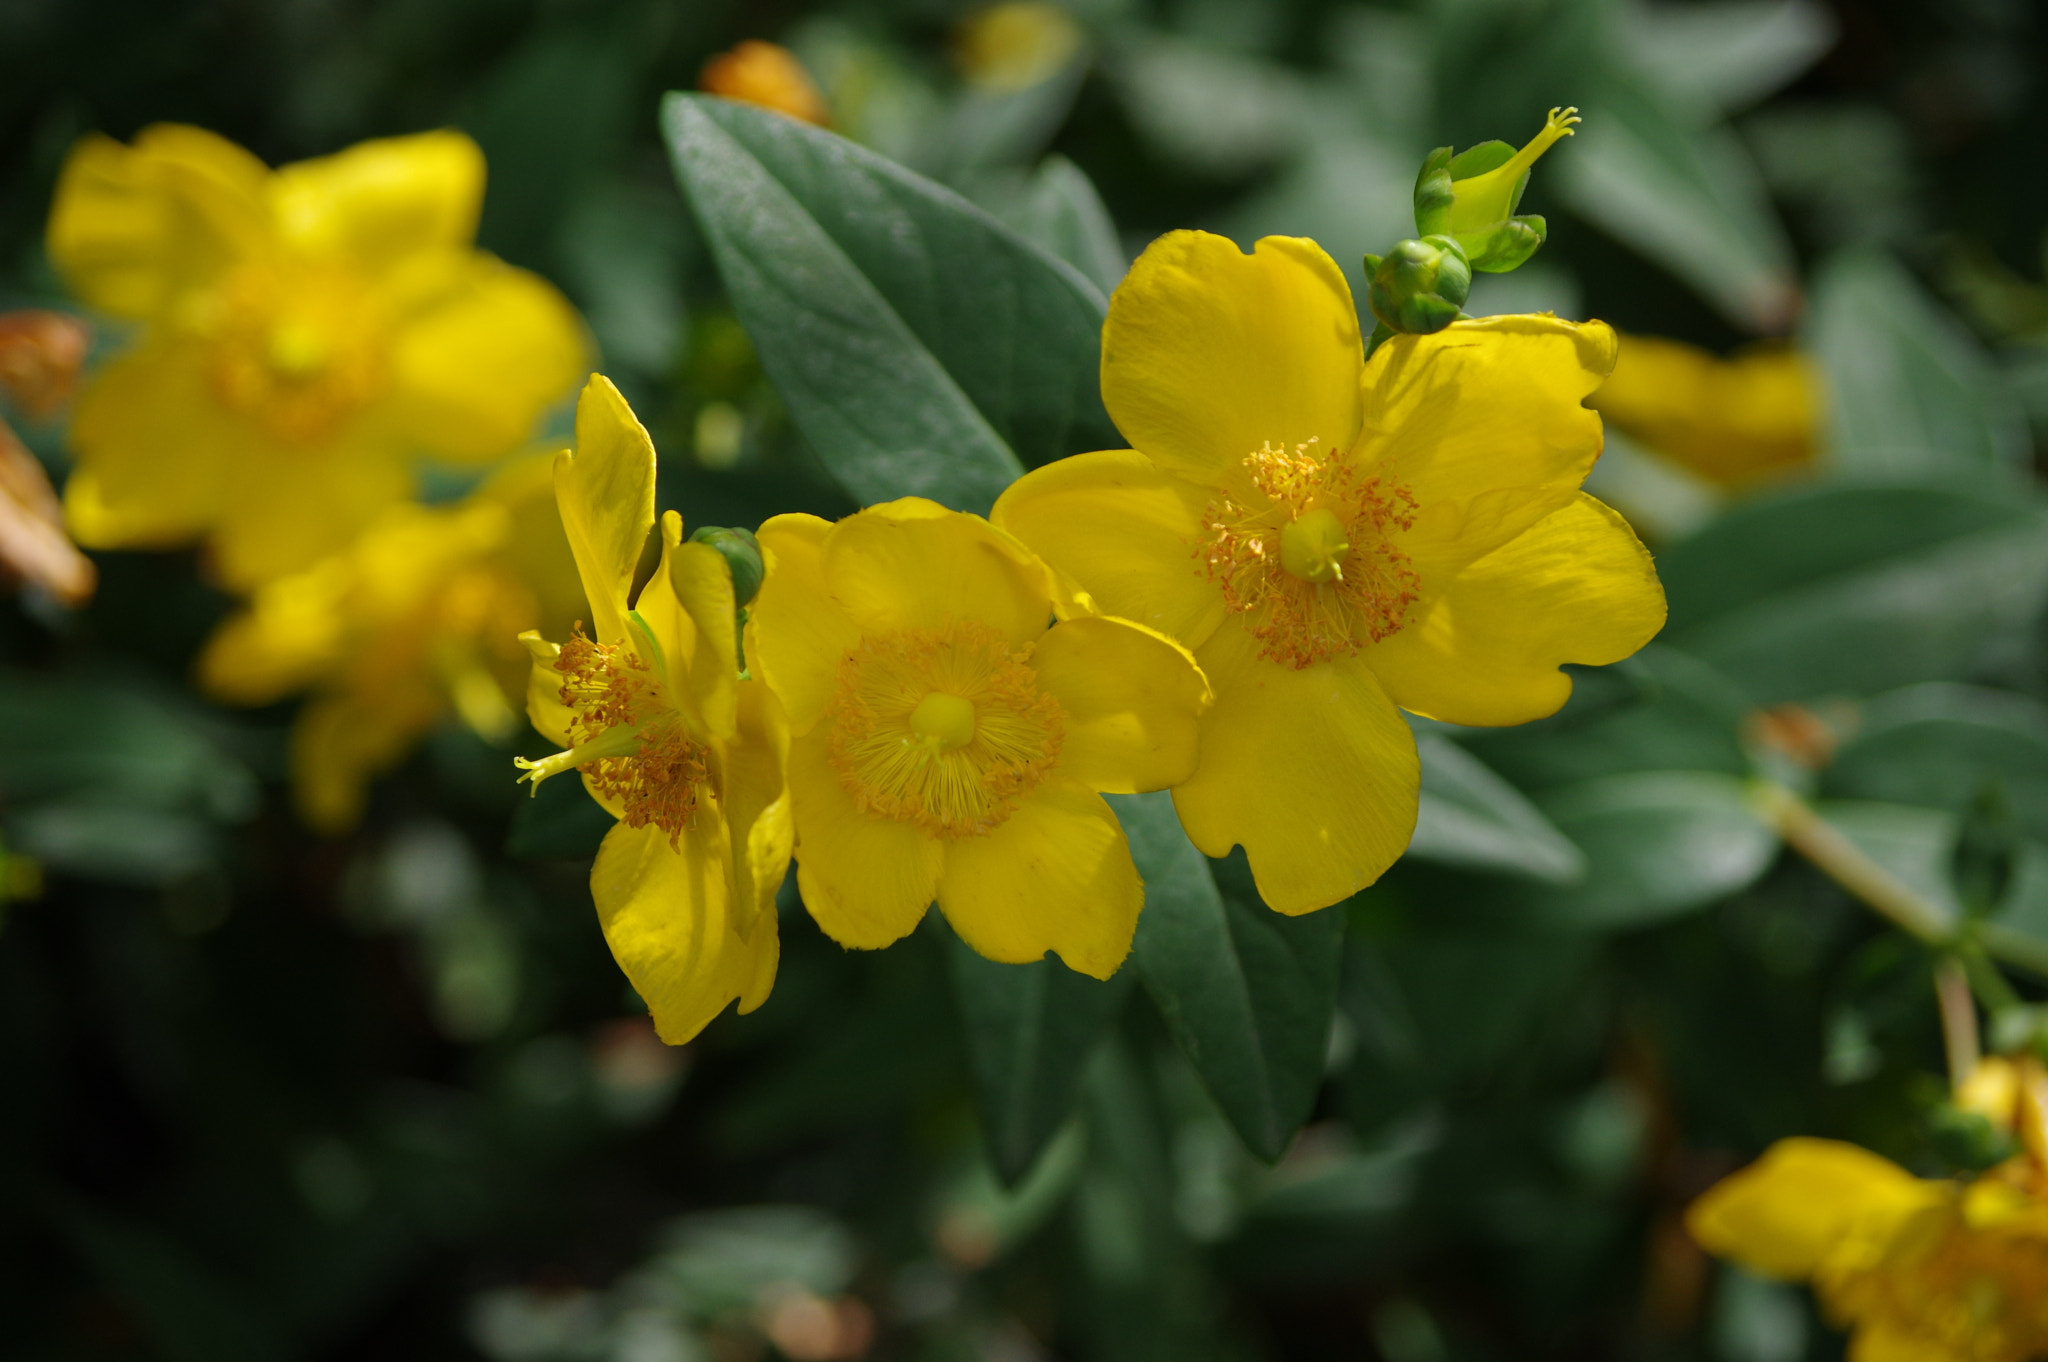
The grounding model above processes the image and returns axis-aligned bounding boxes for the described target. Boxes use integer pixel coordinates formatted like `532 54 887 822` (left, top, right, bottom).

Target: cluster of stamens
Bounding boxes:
552 627 706 847
1199 440 1421 668
826 622 1064 839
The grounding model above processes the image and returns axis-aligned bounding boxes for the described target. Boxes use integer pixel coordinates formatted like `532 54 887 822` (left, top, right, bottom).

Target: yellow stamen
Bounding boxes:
1200 441 1420 669
828 623 1063 839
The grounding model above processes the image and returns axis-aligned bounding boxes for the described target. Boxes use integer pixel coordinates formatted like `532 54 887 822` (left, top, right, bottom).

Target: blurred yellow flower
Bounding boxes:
1591 334 1819 489
994 231 1666 915
199 453 583 833
954 2 1083 93
47 125 587 590
515 376 791 1045
1689 1120 2048 1361
748 499 1210 978
700 41 830 126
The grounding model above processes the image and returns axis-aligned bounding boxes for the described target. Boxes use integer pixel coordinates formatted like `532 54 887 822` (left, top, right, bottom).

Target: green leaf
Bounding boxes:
1806 248 2031 480
1554 68 1798 331
1115 792 1345 1161
1814 800 1962 924
1658 483 2048 702
52 1200 285 1362
946 924 1131 1184
1406 733 1584 883
1494 772 1779 930
1825 684 2048 842
1618 0 1834 116
663 93 1114 514
958 155 1127 295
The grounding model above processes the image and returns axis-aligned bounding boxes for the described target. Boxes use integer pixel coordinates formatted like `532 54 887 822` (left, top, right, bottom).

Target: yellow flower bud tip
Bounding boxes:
955 2 1084 93
700 40 830 126
1448 106 1580 237
909 691 977 751
1279 507 1351 584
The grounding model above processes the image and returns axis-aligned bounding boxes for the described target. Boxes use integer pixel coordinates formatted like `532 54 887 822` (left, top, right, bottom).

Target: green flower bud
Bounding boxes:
689 525 765 607
1366 236 1471 336
1412 107 1576 274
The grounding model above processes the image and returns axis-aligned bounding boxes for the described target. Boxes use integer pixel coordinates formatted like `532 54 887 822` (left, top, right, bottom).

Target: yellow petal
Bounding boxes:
936 780 1140 979
1591 334 1818 489
590 818 780 1045
522 643 576 748
270 130 484 273
667 522 740 741
207 435 411 590
1359 315 1616 562
787 728 943 949
1847 1328 1950 1362
824 498 1055 647
47 125 270 319
197 567 348 705
1365 493 1666 727
723 677 794 939
63 342 233 549
384 256 587 462
1103 231 1363 488
291 692 429 835
1028 615 1209 794
1172 622 1418 915
1685 1138 1931 1282
485 454 589 639
991 448 1225 646
555 375 654 645
751 512 861 737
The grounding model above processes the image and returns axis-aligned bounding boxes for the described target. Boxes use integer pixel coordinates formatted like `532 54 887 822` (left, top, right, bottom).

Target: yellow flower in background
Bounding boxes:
700 41 830 126
1591 334 1819 489
199 453 583 833
47 125 587 590
954 2 1084 93
993 231 1667 915
1689 1125 2048 1361
514 376 791 1046
748 500 1210 978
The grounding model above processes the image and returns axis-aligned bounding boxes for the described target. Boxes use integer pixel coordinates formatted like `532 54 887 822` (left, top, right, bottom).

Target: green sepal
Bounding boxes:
1412 147 1454 236
1460 215 1547 273
688 525 765 607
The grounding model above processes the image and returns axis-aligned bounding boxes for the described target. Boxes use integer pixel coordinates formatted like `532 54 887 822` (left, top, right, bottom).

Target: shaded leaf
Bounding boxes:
1407 733 1584 883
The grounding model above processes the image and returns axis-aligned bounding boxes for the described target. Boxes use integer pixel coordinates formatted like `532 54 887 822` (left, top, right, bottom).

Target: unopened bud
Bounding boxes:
689 525 764 607
1365 236 1471 336
1412 107 1576 275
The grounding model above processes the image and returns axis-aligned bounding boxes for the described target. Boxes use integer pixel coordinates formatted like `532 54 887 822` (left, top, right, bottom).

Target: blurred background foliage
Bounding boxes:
4 0 2048 1358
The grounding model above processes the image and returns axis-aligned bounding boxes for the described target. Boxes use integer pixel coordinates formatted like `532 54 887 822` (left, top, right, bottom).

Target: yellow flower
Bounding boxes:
199 453 582 833
954 3 1084 93
1590 333 1820 489
699 41 830 126
514 377 791 1045
1689 1135 2048 1361
47 125 587 590
991 231 1667 914
747 500 1211 978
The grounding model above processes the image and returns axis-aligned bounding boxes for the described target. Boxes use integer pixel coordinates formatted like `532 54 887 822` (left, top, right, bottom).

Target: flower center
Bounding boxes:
203 261 388 445
515 626 707 847
1199 439 1421 669
827 622 1064 840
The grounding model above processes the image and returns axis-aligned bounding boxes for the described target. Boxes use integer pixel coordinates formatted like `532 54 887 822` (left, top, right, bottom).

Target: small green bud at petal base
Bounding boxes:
689 525 765 605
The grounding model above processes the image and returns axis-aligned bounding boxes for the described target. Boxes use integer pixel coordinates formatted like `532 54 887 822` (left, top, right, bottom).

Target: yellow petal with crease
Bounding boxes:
667 528 740 741
992 448 1223 646
1357 316 1615 563
590 818 779 1045
1685 1138 1934 1282
824 498 1054 647
787 729 942 950
1367 494 1666 727
936 780 1140 979
752 513 859 737
1029 615 1208 794
1103 232 1363 489
1173 623 1417 915
724 678 794 939
555 375 653 645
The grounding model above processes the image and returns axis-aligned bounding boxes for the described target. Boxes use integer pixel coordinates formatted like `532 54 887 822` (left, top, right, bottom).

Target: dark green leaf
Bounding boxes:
946 923 1131 1184
959 155 1127 295
1825 684 2048 842
663 93 1114 514
1406 733 1584 883
1115 792 1345 1161
1658 482 2048 702
52 1200 285 1362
